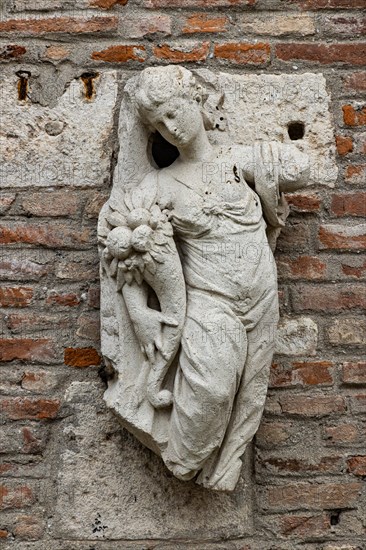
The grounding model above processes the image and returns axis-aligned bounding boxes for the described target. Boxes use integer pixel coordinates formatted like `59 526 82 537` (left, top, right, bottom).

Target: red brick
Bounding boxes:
90 0 128 7
279 395 346 417
270 361 333 388
291 284 366 312
0 194 16 214
0 287 33 308
349 394 366 415
142 0 254 6
347 456 366 476
0 258 50 281
277 220 311 252
0 45 26 61
343 72 366 94
214 42 270 65
343 105 366 127
153 42 209 63
43 44 70 61
292 0 365 7
336 135 353 156
20 191 81 217
318 224 366 251
55 260 98 281
0 397 60 420
0 464 16 476
255 421 292 448
76 312 100 342
0 484 34 510
182 14 228 34
345 164 366 185
21 427 46 453
319 15 366 36
0 530 8 538
21 371 58 392
88 286 100 309
0 16 118 35
13 515 44 541
46 291 80 307
120 14 171 38
0 222 91 248
91 45 146 62
286 192 321 212
331 193 366 217
341 260 366 279
84 191 109 219
342 362 366 385
322 422 361 446
64 347 101 368
263 482 362 511
5 312 70 333
280 513 331 538
0 338 56 363
0 425 46 454
258 454 343 476
277 256 327 280
276 43 366 66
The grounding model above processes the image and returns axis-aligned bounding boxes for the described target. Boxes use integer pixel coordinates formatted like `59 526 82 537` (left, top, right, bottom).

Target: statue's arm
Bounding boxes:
122 281 149 325
121 235 185 362
239 143 310 192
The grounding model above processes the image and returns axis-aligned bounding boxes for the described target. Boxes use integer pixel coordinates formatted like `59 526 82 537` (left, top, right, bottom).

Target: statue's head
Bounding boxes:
134 66 212 148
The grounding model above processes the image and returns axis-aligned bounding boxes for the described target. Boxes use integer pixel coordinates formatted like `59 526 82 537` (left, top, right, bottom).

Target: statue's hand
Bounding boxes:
132 309 178 364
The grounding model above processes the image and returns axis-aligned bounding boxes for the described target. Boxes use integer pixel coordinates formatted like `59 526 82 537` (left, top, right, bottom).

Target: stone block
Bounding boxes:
0 70 118 188
51 381 254 540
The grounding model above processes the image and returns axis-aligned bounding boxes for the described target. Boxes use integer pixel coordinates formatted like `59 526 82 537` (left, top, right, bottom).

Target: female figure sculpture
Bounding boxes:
98 66 310 491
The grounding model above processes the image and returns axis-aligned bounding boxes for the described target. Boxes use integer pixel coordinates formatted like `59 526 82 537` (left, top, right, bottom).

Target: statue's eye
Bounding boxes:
166 112 175 119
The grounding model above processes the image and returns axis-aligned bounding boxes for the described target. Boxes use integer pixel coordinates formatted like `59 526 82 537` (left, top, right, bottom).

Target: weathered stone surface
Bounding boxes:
0 70 118 188
191 70 337 187
327 317 366 345
51 381 253 540
276 317 318 356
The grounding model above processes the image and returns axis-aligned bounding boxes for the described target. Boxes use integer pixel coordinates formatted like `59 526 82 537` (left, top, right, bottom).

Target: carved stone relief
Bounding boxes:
98 66 337 492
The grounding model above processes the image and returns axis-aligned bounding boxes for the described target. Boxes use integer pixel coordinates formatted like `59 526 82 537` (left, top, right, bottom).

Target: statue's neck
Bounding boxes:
178 131 214 163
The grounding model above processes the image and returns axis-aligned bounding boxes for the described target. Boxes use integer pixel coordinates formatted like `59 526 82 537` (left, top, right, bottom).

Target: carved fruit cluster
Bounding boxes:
103 205 173 287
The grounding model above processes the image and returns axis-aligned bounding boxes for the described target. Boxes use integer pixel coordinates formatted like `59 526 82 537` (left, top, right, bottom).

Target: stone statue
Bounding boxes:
98 66 311 492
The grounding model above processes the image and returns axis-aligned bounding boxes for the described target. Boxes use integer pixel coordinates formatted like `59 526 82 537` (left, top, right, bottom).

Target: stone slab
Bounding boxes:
194 70 338 187
51 381 254 541
0 70 118 188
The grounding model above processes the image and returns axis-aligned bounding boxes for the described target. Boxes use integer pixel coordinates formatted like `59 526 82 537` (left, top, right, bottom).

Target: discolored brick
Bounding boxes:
0 16 118 35
0 397 60 420
214 42 270 65
154 42 210 63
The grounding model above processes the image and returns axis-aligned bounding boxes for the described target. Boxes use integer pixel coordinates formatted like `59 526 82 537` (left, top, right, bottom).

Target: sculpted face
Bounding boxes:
144 98 203 148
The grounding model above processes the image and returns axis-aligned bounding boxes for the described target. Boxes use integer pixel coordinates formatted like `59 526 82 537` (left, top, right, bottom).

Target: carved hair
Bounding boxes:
134 66 214 130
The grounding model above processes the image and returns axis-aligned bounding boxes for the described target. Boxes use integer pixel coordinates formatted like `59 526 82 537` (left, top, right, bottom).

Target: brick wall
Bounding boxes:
0 0 365 548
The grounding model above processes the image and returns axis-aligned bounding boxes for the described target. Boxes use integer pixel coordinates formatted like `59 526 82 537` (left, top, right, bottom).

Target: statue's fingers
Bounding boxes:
154 337 169 360
155 335 162 350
